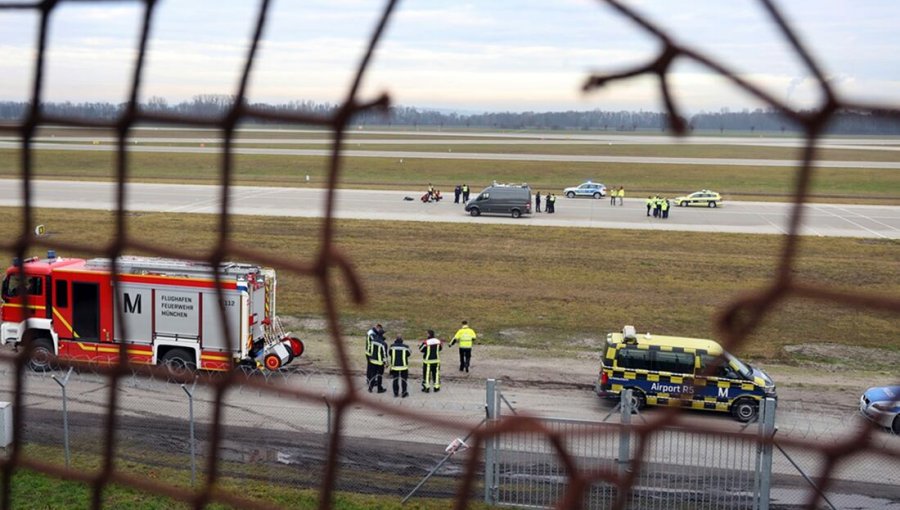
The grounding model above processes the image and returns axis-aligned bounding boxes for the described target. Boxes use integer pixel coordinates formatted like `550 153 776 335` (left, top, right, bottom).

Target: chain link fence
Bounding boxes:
0 0 899 509
0 354 485 501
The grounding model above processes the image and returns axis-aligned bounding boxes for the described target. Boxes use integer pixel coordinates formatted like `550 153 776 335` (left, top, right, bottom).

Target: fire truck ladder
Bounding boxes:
86 257 261 279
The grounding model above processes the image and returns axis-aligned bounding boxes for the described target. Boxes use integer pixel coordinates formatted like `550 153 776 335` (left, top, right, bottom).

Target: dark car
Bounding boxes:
465 183 532 218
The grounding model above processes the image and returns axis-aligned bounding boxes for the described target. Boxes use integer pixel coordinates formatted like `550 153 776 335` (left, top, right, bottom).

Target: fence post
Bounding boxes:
757 397 776 510
181 380 197 486
51 367 74 468
484 378 498 505
323 393 332 438
618 389 632 478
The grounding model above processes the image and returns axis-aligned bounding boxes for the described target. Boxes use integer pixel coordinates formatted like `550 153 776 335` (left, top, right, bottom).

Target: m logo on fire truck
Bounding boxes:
124 293 142 315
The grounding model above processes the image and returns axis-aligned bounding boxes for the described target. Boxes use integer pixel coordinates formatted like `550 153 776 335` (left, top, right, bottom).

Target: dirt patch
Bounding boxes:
782 343 900 372
286 324 894 414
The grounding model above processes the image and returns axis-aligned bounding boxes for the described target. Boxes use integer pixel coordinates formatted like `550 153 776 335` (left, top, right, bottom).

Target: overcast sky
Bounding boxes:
1 1 898 113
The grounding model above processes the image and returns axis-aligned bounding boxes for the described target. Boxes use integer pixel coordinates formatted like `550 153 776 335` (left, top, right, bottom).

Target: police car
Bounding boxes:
673 190 723 208
860 385 900 434
563 181 607 199
595 326 776 422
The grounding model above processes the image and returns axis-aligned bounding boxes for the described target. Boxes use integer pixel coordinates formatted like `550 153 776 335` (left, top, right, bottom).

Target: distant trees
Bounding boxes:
0 98 897 135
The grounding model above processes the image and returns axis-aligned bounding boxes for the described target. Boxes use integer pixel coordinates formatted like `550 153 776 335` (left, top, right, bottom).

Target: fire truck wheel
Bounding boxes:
264 354 282 371
160 349 196 379
27 337 56 372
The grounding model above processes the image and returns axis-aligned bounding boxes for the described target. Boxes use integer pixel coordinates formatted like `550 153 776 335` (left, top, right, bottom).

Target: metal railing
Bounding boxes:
485 384 777 509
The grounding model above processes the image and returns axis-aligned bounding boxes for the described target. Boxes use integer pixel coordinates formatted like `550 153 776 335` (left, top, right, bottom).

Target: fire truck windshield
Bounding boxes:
1 274 43 299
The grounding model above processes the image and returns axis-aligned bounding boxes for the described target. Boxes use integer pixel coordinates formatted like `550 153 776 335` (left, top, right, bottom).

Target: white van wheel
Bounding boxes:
731 398 758 422
628 389 646 411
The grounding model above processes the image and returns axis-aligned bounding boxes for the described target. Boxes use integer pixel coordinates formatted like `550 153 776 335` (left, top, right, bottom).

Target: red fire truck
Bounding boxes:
0 252 304 372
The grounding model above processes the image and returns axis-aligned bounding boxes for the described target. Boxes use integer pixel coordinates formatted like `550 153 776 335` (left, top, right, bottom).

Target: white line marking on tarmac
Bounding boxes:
811 205 888 239
832 205 900 234
755 211 789 235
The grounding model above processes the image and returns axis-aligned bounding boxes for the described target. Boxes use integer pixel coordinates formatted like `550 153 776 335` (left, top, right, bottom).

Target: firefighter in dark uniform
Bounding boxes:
365 324 385 388
419 329 442 393
368 331 388 393
389 335 411 397
450 320 477 372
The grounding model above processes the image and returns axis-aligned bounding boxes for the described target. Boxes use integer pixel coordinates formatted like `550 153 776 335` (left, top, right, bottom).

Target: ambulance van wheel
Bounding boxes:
27 337 56 372
628 389 646 411
731 398 758 422
161 349 196 379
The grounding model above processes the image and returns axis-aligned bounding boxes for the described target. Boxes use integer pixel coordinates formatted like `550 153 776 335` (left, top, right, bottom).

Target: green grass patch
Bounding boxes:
3 208 897 361
1 149 897 202
5 444 473 509
84 141 900 163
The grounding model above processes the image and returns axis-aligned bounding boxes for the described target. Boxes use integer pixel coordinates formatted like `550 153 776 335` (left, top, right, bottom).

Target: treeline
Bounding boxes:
1 96 898 135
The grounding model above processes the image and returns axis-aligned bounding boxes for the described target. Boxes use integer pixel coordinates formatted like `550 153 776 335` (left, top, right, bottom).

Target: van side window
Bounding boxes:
617 348 651 370
478 193 489 201
700 354 737 378
653 351 695 374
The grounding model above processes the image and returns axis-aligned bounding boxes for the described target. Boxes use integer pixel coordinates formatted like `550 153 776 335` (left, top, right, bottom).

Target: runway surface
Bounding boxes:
1 179 898 239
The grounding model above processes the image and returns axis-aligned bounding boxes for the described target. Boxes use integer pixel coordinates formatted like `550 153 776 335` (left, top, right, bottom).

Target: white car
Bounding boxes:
564 181 607 199
860 385 900 434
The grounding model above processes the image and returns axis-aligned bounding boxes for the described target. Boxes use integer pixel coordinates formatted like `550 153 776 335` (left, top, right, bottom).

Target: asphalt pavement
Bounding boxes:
0 179 898 239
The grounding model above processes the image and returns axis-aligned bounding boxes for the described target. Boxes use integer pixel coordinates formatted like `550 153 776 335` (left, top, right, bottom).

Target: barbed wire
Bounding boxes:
0 1 897 510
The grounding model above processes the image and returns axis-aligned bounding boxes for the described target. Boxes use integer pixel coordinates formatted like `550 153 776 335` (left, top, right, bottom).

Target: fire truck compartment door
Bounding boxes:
201 289 241 351
154 289 200 339
114 285 153 344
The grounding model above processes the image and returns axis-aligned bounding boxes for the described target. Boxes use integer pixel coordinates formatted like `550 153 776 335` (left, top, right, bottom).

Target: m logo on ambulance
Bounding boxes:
718 387 729 399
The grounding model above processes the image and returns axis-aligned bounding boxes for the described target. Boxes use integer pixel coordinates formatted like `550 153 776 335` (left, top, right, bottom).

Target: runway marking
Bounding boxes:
831 205 900 234
754 211 789 235
811 205 888 239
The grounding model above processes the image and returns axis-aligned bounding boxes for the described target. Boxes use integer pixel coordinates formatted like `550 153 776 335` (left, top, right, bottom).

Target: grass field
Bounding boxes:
27 140 900 162
1 148 897 202
7 445 472 510
3 207 897 362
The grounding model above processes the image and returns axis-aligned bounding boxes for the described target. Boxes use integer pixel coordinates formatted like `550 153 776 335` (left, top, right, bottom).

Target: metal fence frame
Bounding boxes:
485 380 779 510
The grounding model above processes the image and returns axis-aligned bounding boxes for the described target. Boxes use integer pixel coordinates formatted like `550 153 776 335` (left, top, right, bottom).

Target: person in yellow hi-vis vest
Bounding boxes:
367 333 387 393
450 320 477 373
389 335 411 398
419 329 442 393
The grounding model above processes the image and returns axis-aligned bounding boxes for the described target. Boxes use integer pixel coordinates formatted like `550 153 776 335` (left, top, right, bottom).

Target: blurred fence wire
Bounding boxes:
0 0 898 509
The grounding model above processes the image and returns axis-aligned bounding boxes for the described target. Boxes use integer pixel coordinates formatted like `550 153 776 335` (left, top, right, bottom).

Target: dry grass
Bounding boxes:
4 207 897 361
0 148 897 203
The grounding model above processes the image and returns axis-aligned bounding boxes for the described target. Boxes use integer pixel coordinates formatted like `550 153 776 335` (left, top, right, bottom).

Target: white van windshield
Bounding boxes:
726 353 754 380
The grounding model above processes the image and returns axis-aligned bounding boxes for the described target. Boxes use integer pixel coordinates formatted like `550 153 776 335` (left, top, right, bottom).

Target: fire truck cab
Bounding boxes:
1 252 304 372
